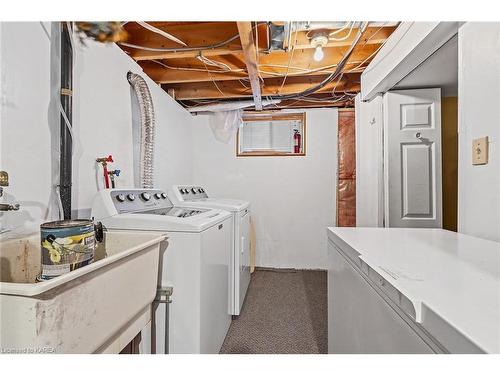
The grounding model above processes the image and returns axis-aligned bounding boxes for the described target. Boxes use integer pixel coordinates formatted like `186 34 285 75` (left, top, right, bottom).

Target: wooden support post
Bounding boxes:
237 22 263 110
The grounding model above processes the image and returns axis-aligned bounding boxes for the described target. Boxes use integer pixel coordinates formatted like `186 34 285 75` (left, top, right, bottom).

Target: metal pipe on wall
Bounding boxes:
59 22 73 219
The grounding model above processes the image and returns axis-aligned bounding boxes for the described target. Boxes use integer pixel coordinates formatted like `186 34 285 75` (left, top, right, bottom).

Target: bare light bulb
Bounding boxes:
313 46 324 62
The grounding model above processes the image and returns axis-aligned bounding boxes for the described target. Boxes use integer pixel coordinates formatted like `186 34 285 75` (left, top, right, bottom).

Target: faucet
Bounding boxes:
107 169 121 189
0 171 20 212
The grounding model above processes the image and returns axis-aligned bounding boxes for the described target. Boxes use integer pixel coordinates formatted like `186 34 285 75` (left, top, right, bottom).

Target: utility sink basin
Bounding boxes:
0 230 166 353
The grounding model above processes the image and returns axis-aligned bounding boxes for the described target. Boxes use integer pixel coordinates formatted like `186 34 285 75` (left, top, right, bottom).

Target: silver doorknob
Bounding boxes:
416 132 422 139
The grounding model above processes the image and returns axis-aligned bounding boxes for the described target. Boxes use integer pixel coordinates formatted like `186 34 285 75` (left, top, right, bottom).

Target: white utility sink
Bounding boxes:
0 230 166 353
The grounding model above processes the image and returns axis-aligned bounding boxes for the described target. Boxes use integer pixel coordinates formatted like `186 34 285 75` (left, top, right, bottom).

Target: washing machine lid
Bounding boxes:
101 207 231 233
91 188 231 232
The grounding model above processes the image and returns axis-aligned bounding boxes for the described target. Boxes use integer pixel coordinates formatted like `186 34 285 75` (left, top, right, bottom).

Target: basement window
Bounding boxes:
237 112 306 157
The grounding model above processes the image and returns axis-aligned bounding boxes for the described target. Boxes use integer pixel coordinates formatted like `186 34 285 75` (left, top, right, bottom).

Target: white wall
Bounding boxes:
191 109 338 269
355 94 384 227
458 23 500 242
0 22 57 234
0 22 194 234
73 39 194 217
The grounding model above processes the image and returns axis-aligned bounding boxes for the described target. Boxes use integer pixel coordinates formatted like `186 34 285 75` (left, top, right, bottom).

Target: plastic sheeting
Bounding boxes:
337 110 356 227
208 109 242 143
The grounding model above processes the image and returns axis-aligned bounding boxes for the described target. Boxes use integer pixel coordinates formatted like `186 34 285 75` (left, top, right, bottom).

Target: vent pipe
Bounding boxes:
127 72 156 189
59 23 73 219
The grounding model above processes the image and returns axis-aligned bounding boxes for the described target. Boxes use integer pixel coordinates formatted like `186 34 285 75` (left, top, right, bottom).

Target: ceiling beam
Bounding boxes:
125 47 242 61
164 73 361 100
237 22 262 110
182 92 355 110
267 100 353 109
123 25 395 61
140 43 380 84
122 21 265 61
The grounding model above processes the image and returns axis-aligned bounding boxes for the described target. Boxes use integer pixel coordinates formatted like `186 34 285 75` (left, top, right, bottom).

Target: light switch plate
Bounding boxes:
472 136 489 165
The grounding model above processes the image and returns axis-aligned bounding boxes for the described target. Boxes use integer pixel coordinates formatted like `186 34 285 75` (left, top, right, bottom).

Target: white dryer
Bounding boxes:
169 185 251 316
91 189 232 354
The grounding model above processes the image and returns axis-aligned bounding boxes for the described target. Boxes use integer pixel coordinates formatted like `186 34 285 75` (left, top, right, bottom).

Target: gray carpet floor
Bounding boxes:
220 268 327 354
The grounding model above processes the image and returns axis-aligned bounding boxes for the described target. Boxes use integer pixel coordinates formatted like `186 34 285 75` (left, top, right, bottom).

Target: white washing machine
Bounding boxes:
169 185 251 316
91 189 232 354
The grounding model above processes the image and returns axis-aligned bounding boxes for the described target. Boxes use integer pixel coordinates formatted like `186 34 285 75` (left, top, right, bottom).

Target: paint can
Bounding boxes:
38 220 96 281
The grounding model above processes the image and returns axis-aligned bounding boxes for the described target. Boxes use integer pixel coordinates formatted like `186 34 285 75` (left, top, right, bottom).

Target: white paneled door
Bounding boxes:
383 88 442 228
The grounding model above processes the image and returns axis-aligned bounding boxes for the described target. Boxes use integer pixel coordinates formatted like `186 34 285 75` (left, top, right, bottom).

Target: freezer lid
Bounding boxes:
327 227 500 353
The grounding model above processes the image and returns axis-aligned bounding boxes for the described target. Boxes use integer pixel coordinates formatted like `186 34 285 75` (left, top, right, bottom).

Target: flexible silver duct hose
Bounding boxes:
127 72 155 189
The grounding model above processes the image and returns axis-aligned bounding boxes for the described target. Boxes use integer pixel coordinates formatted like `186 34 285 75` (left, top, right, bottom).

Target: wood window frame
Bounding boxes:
236 111 307 157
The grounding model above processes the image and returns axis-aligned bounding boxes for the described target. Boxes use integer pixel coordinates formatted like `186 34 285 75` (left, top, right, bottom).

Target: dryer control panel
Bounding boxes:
175 186 209 201
111 189 173 213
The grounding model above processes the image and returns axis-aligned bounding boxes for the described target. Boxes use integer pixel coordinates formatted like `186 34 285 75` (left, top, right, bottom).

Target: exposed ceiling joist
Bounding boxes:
122 21 264 61
140 43 380 84
116 21 397 110
164 73 361 100
236 22 263 110
183 92 356 110
129 47 242 61
123 25 395 61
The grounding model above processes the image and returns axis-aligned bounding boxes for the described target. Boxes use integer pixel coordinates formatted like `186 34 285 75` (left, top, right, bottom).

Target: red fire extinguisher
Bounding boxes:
293 129 302 154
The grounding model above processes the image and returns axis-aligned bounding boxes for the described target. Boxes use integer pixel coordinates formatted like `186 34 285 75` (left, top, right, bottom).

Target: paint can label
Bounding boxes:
39 221 95 281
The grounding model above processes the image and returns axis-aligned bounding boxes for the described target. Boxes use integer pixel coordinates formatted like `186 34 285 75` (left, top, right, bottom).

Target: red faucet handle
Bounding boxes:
96 155 114 164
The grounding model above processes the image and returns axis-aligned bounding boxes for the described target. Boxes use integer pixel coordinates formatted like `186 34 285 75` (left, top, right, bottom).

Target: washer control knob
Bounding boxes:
180 188 186 194
198 188 203 193
116 194 126 202
191 188 197 194
161 192 168 199
127 193 136 201
141 192 151 201
183 188 189 194
154 193 161 199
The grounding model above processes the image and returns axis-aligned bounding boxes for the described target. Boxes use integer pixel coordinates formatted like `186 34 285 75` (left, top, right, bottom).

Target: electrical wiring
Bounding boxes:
150 59 365 79
144 21 377 108
329 22 355 41
328 21 352 37
151 59 245 75
238 80 250 89
196 54 233 72
200 57 228 98
150 55 368 79
278 22 299 94
304 21 351 40
255 21 264 83
360 25 385 47
295 95 349 103
257 59 366 77
345 39 388 73
276 94 350 108
137 21 187 46
330 70 345 96
266 21 369 101
120 22 266 53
